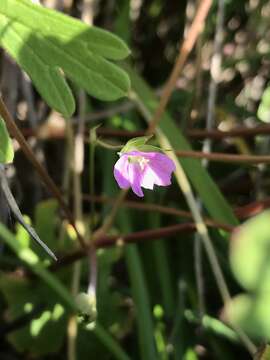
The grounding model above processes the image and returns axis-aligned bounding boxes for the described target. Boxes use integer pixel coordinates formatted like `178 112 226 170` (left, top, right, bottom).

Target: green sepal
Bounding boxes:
138 145 162 152
120 135 163 154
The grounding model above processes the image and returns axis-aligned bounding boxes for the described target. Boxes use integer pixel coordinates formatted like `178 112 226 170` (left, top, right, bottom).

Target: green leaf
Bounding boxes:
225 293 270 340
0 116 14 163
0 0 131 117
0 273 68 356
34 199 58 253
226 211 270 341
258 86 270 122
0 222 76 309
0 223 131 360
230 210 270 293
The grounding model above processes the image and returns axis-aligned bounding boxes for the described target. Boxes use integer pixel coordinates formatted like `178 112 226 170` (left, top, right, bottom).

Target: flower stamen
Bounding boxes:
128 155 149 170
138 157 149 170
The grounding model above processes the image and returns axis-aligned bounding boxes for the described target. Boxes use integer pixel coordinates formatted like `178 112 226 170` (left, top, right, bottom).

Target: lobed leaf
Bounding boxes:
0 0 131 117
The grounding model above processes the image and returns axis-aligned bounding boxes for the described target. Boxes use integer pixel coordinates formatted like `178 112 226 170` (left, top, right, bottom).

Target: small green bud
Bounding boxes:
75 292 97 324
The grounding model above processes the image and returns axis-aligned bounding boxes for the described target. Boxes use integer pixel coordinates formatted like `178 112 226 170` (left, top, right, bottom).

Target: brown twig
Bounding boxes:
72 101 135 124
147 0 212 134
50 222 201 271
23 127 270 164
0 96 86 250
46 195 270 272
50 194 270 273
82 194 233 232
174 150 270 164
235 198 270 219
186 125 270 140
21 124 270 142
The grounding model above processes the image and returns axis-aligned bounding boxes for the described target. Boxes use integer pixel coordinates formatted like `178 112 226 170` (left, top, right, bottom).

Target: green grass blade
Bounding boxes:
118 211 158 360
0 116 14 163
88 324 131 360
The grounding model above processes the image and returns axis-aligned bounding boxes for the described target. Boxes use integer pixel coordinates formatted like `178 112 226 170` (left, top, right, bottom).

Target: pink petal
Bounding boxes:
140 167 155 189
113 155 130 189
148 152 176 173
128 163 144 197
141 153 175 188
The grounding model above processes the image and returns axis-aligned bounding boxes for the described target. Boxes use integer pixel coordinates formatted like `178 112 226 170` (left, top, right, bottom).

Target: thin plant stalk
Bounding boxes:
195 0 225 318
159 133 256 356
132 91 256 356
88 129 97 311
67 113 85 360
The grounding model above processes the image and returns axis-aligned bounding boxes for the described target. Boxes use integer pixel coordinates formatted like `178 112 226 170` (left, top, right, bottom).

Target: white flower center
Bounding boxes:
128 155 149 170
138 157 149 170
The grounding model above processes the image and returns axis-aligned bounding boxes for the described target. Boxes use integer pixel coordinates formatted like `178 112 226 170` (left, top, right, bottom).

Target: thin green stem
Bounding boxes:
96 139 123 150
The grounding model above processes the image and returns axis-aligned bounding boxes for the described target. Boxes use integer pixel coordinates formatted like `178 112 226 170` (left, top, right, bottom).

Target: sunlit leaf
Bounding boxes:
0 117 13 164
225 293 270 340
258 86 270 123
0 273 68 356
0 0 131 117
230 210 270 292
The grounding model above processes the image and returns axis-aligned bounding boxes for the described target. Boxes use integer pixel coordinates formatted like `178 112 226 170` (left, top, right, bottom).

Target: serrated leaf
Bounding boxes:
0 0 131 116
0 117 14 164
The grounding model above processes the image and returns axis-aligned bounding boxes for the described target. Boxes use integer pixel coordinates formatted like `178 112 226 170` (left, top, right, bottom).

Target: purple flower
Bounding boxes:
114 151 175 197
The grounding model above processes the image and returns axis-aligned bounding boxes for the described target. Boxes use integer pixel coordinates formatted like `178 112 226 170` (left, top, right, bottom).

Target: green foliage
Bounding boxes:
0 221 74 355
0 274 68 356
0 220 130 359
0 0 131 117
2 0 270 358
258 86 270 122
226 211 270 339
34 199 62 254
230 210 270 293
0 116 13 163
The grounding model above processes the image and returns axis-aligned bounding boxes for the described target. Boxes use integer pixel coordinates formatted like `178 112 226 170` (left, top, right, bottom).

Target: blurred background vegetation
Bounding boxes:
1 0 270 359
